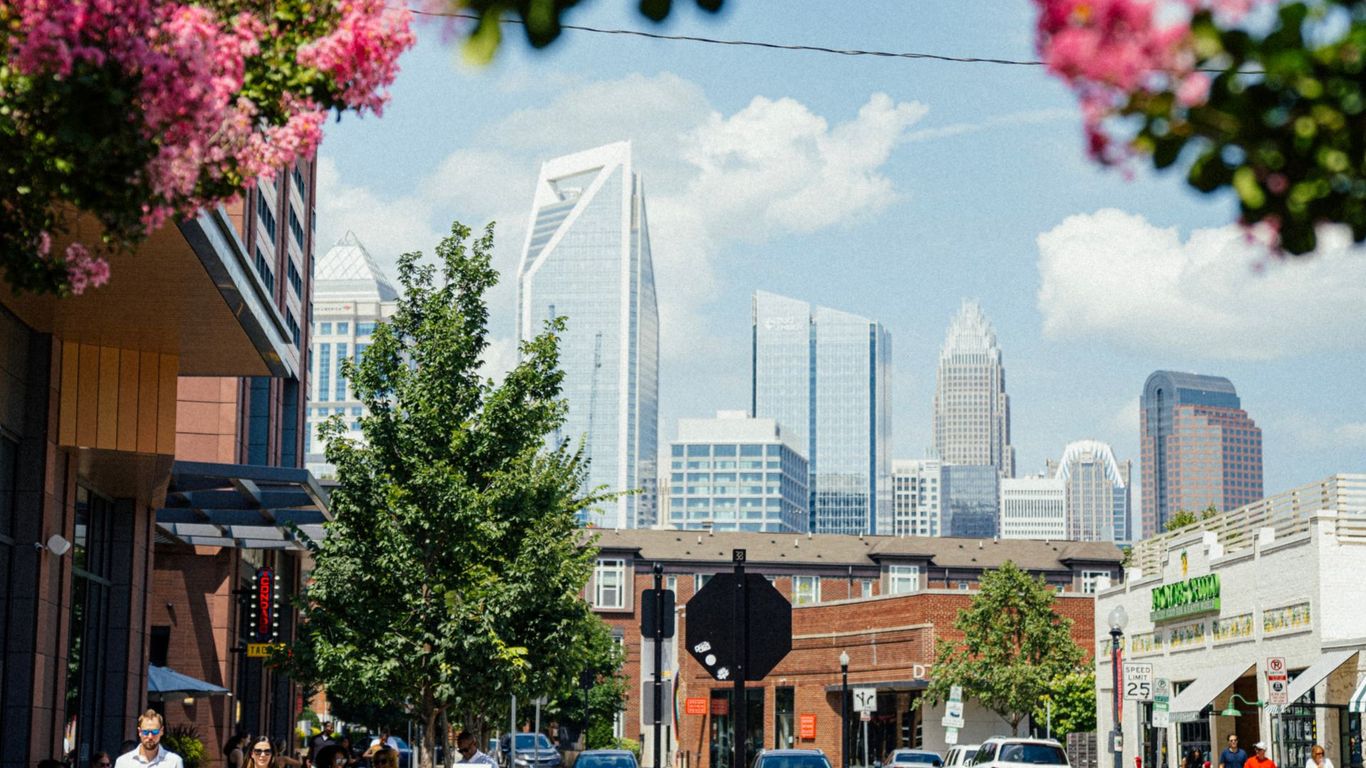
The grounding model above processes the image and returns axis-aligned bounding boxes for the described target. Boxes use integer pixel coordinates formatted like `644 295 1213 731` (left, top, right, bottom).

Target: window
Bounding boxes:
286 310 301 347
1082 570 1112 594
958 580 971 590
335 343 348 399
287 258 303 297
254 247 275 293
337 322 349 334
792 575 820 605
320 322 332 335
317 343 331 401
288 205 305 249
594 559 626 609
357 321 377 336
695 573 712 592
292 166 307 201
256 191 277 242
889 565 921 595
860 579 875 598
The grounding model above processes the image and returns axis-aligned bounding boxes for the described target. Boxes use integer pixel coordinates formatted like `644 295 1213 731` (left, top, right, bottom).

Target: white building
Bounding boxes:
933 300 1014 477
305 231 398 477
1000 475 1066 540
892 459 943 537
1096 474 1366 768
516 142 659 529
1048 439 1133 543
666 411 809 533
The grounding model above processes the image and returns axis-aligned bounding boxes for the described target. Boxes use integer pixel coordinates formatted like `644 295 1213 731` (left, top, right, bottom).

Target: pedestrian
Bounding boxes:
1305 746 1333 768
1221 735 1249 768
1246 742 1276 768
456 732 496 766
92 753 113 768
1185 748 1206 768
272 740 302 768
370 750 398 768
225 736 246 768
114 710 184 768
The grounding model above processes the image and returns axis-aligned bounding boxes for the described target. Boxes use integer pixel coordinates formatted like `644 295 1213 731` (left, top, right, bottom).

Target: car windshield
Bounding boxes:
514 735 553 750
758 756 832 768
895 755 940 764
577 757 636 768
997 745 1067 765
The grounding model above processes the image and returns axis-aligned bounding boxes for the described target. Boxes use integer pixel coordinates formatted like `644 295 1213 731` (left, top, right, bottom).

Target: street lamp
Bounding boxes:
1220 694 1265 718
1108 605 1129 768
840 651 850 768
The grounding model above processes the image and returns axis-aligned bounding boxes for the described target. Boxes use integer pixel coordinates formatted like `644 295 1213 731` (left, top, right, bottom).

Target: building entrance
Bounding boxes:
1279 703 1362 768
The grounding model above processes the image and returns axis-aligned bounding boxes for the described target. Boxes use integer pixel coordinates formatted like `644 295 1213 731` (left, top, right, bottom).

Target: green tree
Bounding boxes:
1033 670 1096 739
1164 504 1219 532
919 562 1085 731
294 221 615 768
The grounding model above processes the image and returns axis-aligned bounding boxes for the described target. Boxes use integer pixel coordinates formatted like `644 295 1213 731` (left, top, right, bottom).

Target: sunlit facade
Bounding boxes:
932 300 1014 477
1047 439 1132 543
892 459 942 537
516 142 660 528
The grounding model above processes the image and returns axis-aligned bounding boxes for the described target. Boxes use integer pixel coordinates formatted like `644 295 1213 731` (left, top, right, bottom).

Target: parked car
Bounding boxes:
498 733 563 768
751 749 834 768
886 750 943 767
574 750 639 768
968 739 1069 768
944 745 979 768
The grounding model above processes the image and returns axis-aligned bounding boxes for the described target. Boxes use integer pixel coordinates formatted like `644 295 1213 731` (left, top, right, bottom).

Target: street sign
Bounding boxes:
641 588 676 638
1267 657 1287 675
1266 657 1289 706
945 728 959 746
1124 662 1154 701
1152 678 1171 729
941 700 965 729
641 680 675 723
860 711 871 722
853 688 878 713
685 697 707 715
950 685 963 702
246 642 281 658
686 572 792 681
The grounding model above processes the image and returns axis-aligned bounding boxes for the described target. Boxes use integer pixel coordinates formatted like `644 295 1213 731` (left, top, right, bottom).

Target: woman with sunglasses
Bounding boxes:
91 751 112 768
248 737 276 768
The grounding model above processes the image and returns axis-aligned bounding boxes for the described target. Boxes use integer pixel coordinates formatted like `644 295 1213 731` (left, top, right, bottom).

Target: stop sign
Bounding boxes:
686 572 792 681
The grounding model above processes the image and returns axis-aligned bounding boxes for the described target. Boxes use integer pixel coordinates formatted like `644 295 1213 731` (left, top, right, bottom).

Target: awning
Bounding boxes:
823 679 928 693
148 665 230 700
156 460 330 550
1288 650 1357 703
1351 674 1366 713
1169 662 1253 723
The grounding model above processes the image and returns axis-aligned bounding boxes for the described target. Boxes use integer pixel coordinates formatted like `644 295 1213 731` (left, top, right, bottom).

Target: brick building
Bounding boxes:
587 529 1122 768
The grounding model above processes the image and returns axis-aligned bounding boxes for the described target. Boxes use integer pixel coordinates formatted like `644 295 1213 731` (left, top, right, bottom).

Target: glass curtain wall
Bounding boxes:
65 487 114 766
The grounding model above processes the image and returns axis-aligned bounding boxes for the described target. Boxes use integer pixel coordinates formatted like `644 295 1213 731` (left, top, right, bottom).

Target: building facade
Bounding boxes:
1000 476 1067 540
304 230 399 477
1097 474 1366 768
932 301 1014 478
588 529 1124 768
891 459 942 537
666 411 809 533
941 464 999 539
1047 440 1132 544
751 291 892 536
1140 371 1263 538
516 142 660 529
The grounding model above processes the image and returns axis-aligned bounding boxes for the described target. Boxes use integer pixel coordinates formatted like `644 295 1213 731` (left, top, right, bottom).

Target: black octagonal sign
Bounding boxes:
686 573 792 682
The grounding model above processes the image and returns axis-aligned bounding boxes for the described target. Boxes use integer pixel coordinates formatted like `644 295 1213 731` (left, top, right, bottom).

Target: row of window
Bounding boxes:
316 321 378 336
257 192 277 242
254 247 275 293
589 561 928 609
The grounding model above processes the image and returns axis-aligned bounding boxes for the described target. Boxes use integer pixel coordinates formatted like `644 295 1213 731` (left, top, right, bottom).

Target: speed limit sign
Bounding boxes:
1124 662 1154 701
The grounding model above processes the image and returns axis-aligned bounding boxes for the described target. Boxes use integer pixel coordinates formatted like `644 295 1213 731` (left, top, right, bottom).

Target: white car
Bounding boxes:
944 745 979 768
968 738 1069 768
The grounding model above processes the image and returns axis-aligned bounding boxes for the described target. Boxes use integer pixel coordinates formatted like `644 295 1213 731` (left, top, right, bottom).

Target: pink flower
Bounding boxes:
1175 72 1211 106
62 243 111 296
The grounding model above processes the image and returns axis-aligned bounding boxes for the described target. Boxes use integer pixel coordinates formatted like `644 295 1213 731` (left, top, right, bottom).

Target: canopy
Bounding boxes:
1168 662 1253 723
156 460 330 550
1287 650 1357 704
147 665 230 700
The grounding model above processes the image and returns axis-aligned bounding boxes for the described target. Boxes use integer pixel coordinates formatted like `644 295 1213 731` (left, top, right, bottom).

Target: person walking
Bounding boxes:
114 711 184 768
224 736 246 768
246 738 275 768
1185 748 1207 768
1221 736 1249 768
456 733 496 766
92 752 113 768
1246 742 1276 768
1305 746 1334 768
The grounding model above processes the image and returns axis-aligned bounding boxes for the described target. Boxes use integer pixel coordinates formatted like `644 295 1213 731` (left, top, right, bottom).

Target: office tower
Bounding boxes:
932 301 1015 477
891 459 943 537
305 231 400 477
516 142 659 528
999 476 1067 540
1047 440 1132 543
1140 371 1263 538
940 464 999 538
752 291 892 535
667 411 809 533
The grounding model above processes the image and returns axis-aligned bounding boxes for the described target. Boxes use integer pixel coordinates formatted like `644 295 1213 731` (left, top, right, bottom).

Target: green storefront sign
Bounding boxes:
1151 573 1221 622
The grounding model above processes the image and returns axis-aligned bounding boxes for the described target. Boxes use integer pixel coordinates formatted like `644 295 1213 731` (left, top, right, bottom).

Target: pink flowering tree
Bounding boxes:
1035 0 1366 254
0 0 413 295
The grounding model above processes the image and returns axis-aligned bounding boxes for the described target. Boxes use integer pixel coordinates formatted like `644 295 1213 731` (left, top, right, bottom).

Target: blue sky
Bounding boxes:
316 0 1365 500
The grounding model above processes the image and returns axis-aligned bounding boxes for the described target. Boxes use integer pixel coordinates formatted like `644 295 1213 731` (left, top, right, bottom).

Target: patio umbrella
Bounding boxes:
147 664 230 701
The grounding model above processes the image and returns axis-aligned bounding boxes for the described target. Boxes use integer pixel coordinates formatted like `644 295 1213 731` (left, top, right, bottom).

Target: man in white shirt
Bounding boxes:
456 732 497 766
114 710 185 768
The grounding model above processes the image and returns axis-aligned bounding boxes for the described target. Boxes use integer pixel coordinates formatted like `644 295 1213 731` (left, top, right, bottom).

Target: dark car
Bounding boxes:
574 750 639 768
751 749 834 768
498 733 562 768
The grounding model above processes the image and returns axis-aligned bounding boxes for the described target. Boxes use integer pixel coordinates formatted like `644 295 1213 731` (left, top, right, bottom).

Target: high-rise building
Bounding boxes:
1140 371 1264 538
305 231 399 477
1000 476 1067 540
1047 440 1132 543
932 301 1014 477
891 459 943 537
752 291 892 535
667 411 809 533
941 464 999 538
516 142 659 528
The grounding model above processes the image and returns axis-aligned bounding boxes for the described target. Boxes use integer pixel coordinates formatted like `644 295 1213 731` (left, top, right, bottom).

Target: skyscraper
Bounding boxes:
516 142 659 529
752 290 891 535
1000 476 1067 540
305 231 399 477
932 301 1014 477
1140 371 1263 538
891 459 942 537
940 464 999 538
1047 440 1132 543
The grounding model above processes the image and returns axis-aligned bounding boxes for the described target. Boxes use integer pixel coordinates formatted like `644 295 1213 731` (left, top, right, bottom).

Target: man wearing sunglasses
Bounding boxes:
455 732 496 766
113 710 184 768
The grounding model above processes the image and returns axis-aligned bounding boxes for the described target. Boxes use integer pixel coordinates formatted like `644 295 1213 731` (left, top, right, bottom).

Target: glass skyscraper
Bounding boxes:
940 464 999 538
516 142 660 529
751 290 891 535
1047 439 1132 543
933 300 1015 477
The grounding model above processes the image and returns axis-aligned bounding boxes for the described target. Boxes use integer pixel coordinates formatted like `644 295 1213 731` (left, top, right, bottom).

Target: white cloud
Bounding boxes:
315 156 444 268
1036 209 1366 360
1276 415 1366 451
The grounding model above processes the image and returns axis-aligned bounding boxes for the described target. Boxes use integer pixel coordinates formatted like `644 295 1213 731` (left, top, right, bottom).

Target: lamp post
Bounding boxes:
1219 694 1265 718
1108 606 1129 768
840 651 850 768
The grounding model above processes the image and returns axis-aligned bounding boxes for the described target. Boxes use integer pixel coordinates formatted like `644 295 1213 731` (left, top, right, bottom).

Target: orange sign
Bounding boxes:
685 697 708 715
799 714 817 740
710 698 729 716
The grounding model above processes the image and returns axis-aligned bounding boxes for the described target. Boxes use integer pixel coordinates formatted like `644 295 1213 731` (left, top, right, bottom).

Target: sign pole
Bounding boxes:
654 563 664 768
732 550 747 768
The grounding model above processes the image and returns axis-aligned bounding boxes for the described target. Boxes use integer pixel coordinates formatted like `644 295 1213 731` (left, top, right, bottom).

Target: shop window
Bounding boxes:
775 687 795 748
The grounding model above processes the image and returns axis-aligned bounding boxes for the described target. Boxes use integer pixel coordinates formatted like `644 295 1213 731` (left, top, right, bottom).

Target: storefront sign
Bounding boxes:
1150 573 1220 622
246 642 283 658
685 698 707 716
799 715 817 740
252 568 280 642
710 698 729 716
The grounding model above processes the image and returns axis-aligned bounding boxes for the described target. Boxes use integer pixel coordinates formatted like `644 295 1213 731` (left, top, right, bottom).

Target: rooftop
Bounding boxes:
315 231 399 302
